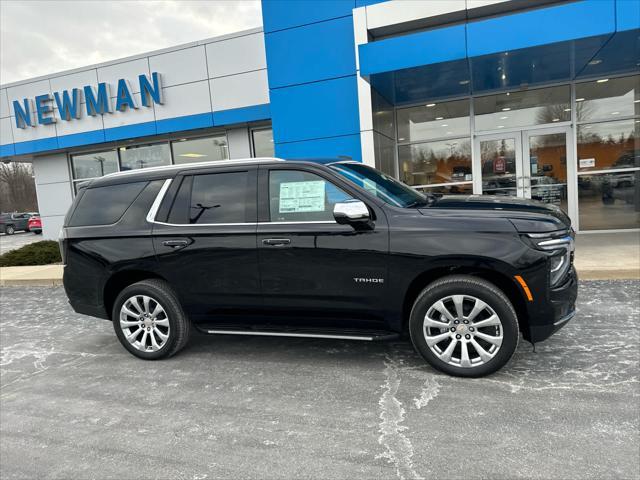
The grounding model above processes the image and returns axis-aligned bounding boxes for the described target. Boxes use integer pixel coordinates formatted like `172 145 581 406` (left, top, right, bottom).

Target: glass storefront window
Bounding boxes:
578 171 640 230
575 75 639 122
171 135 228 164
119 143 171 171
398 138 472 187
577 119 639 172
374 132 397 177
252 128 274 157
397 99 469 143
474 85 571 131
417 183 473 195
71 149 119 179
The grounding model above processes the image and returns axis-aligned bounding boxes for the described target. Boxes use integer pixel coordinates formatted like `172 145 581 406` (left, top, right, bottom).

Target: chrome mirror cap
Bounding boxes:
333 200 370 224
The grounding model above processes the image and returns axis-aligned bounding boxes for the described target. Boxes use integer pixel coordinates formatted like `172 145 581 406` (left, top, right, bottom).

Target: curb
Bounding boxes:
0 278 63 287
576 269 640 281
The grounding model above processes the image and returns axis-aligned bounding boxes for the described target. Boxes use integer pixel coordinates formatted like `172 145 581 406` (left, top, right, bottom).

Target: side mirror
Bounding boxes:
333 200 372 229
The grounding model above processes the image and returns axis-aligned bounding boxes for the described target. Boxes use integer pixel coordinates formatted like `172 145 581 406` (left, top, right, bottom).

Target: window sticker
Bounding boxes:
279 180 326 213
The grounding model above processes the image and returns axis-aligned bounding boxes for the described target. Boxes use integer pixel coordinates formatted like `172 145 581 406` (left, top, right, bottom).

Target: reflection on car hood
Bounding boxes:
421 194 571 231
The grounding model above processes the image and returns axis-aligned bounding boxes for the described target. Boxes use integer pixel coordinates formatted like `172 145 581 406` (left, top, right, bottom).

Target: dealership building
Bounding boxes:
0 0 638 238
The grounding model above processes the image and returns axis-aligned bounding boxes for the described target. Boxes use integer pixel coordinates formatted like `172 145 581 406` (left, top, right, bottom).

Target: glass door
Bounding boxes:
523 128 571 215
474 126 575 223
475 133 524 197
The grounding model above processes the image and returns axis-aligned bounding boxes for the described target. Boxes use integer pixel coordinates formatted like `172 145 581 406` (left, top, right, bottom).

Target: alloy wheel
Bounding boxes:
423 295 503 368
119 295 170 352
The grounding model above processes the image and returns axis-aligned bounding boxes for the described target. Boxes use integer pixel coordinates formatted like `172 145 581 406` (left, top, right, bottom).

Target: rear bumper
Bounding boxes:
63 267 109 320
525 267 578 343
68 299 110 320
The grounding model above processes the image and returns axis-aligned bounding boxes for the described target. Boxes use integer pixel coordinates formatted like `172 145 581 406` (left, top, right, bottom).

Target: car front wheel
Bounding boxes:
5 225 15 235
409 275 519 377
112 279 190 360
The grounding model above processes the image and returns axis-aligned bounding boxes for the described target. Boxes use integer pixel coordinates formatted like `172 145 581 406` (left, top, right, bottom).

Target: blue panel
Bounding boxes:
270 76 360 144
266 16 357 88
359 25 467 76
355 0 387 6
617 0 640 31
14 137 59 155
467 0 616 57
156 112 213 135
104 121 156 142
276 134 361 161
57 129 106 149
212 104 271 126
261 0 355 33
0 143 15 158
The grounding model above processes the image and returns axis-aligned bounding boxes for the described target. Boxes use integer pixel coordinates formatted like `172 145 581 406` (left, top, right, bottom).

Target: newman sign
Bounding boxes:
12 72 163 129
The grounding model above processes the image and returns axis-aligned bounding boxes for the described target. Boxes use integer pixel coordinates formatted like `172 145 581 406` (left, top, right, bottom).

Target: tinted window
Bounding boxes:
68 181 147 227
269 170 354 222
185 172 250 224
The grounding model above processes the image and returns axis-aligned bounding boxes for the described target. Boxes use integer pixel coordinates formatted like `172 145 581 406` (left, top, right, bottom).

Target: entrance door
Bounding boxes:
474 126 574 222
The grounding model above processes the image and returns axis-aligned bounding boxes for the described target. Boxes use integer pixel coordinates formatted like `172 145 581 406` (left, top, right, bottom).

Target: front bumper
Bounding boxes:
525 266 578 343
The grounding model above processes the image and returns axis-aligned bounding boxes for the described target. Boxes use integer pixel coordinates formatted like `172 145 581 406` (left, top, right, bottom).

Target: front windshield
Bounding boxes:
329 162 427 208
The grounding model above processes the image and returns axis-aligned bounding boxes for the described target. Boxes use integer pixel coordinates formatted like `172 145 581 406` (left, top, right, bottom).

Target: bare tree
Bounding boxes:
0 162 38 212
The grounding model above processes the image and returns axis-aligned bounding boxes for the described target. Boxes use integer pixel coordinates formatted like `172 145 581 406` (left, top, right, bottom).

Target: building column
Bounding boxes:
31 153 73 239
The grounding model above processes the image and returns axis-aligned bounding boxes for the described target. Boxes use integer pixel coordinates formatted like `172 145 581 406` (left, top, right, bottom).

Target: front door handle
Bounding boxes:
262 238 291 246
162 239 190 249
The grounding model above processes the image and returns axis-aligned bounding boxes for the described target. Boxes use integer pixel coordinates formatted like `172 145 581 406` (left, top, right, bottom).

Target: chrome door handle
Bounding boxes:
262 238 291 246
162 239 189 249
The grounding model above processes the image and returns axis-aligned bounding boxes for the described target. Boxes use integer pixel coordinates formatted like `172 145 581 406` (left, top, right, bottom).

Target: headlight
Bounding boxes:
526 231 574 287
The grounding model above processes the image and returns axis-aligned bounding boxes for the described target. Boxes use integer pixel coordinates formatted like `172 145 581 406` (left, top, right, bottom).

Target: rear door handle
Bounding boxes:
162 239 190 249
262 238 291 246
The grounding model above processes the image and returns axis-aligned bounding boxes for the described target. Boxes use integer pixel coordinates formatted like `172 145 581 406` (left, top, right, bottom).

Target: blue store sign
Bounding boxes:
12 72 163 129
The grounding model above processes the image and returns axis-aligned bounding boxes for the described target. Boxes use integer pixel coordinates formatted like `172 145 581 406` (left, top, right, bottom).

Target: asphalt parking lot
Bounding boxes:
0 231 42 255
1 281 638 480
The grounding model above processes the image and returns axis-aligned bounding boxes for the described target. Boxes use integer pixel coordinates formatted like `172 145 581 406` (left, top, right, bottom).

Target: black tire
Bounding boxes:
112 279 190 360
5 225 15 235
409 275 519 377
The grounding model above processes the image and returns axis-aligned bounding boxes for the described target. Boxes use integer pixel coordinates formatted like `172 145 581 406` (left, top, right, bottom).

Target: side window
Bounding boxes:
68 181 147 227
269 170 354 222
172 171 250 224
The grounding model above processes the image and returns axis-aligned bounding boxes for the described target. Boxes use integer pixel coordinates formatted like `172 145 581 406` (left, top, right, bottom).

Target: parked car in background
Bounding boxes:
0 212 32 235
28 215 42 234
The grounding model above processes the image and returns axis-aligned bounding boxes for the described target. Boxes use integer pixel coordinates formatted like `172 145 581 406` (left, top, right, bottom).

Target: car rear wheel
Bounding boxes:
409 275 519 377
5 225 15 235
112 279 190 360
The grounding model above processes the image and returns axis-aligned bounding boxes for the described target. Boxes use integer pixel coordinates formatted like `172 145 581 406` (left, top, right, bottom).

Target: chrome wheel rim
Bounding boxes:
423 295 503 368
119 295 170 352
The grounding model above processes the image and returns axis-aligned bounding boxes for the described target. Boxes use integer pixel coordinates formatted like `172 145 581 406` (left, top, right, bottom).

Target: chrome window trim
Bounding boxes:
146 179 173 223
259 221 337 225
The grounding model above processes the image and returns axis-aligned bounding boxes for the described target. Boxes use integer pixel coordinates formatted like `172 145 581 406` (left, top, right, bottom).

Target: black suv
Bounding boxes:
61 159 577 377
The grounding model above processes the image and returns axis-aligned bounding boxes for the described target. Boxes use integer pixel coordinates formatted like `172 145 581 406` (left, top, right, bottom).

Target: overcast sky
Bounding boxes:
0 0 262 85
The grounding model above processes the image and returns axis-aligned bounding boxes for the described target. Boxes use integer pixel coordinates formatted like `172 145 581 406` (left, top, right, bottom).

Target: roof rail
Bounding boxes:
103 157 285 178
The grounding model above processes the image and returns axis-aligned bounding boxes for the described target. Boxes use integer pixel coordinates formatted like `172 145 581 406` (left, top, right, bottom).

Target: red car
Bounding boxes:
28 215 42 234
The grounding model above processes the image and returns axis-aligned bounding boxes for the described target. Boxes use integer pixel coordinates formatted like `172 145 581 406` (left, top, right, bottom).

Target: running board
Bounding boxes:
200 326 399 342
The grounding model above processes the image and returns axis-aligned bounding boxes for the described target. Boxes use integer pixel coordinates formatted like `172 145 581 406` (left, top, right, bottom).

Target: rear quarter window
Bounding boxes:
68 181 148 227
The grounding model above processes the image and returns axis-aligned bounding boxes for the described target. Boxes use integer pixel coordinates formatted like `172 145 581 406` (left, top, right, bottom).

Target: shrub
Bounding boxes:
0 240 61 267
